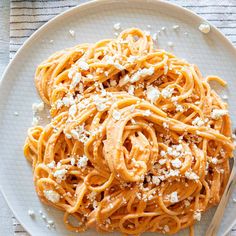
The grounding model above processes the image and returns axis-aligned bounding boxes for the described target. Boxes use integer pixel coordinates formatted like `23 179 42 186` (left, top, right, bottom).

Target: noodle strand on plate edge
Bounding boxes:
24 28 234 235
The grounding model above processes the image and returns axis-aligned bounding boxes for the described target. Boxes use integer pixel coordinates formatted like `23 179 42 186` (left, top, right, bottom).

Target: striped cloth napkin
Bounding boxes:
9 0 236 235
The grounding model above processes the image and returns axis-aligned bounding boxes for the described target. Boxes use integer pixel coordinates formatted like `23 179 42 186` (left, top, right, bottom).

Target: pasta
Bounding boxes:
24 28 234 235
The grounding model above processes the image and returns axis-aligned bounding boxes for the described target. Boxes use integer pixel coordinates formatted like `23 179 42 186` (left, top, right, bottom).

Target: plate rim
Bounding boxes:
0 0 236 235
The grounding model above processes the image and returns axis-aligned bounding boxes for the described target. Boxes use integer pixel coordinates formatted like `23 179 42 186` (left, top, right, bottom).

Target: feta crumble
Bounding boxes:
128 85 135 95
53 169 67 182
32 117 39 126
146 86 160 103
172 25 179 30
159 159 166 165
152 176 161 185
199 23 210 34
163 225 170 232
152 33 158 41
171 158 182 168
163 122 169 129
211 157 218 164
78 155 88 168
211 109 228 120
130 67 155 83
32 102 44 113
192 117 204 126
69 29 75 37
71 157 76 166
43 190 60 203
113 22 121 30
47 161 55 169
144 110 151 116
167 41 174 47
176 104 184 112
161 87 174 98
169 191 179 203
112 109 121 120
185 171 199 180
28 209 35 217
193 210 201 221
69 104 77 116
78 60 89 70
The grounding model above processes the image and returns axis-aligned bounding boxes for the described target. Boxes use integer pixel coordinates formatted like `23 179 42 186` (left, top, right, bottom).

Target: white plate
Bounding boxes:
0 0 236 235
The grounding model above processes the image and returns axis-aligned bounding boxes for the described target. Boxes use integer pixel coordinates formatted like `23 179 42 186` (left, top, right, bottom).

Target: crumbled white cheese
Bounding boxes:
176 104 184 112
28 209 35 217
70 72 81 88
78 155 88 168
147 24 151 28
144 110 151 116
113 22 121 30
161 87 174 98
70 124 90 143
167 41 174 47
185 171 199 180
192 117 204 126
152 176 161 185
193 210 201 221
171 158 182 168
159 159 166 165
211 157 218 164
112 109 121 120
211 109 228 120
78 60 89 70
169 191 179 203
199 23 210 34
222 94 228 100
173 25 179 30
53 169 67 182
130 67 155 83
161 26 166 31
171 96 178 102
160 150 166 157
68 104 77 116
14 111 19 116
65 133 72 139
71 157 75 166
32 117 39 126
47 161 55 169
128 85 135 95
69 29 75 37
146 86 160 103
127 55 138 63
163 122 169 129
32 102 44 113
163 225 170 232
152 33 158 41
43 190 60 203
96 102 107 112
184 200 191 207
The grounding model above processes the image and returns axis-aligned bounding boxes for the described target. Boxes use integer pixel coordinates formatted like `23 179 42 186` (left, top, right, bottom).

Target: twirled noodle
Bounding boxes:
24 28 234 235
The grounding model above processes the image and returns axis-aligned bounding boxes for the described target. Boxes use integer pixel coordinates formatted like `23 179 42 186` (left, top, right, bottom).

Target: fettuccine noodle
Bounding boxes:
24 28 234 235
